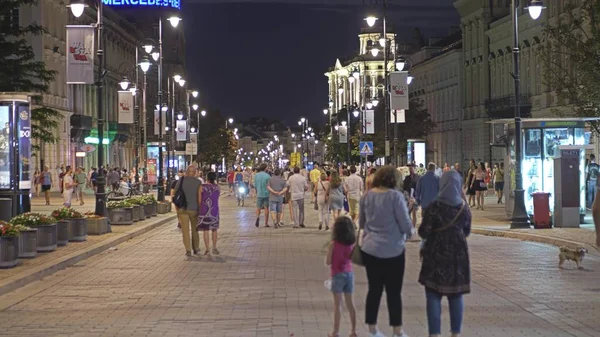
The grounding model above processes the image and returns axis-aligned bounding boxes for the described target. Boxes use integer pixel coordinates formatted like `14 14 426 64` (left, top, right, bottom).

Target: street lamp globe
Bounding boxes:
323 109 328 115
352 69 360 79
119 77 130 90
353 110 360 117
298 121 302 126
292 133 295 138
328 99 334 108
192 104 199 111
301 117 306 123
370 46 380 57
310 132 315 137
334 125 339 131
341 121 347 127
307 127 312 131
165 126 170 131
173 74 182 82
192 90 199 98
407 74 414 85
178 79 186 87
201 110 207 117
297 144 302 148
151 51 160 62
364 15 378 27
234 128 238 133
395 56 406 71
228 118 234 124
366 102 373 109
142 44 154 54
68 0 87 18
139 57 151 73
177 113 184 120
315 140 319 144
167 16 182 28
190 127 196 133
527 0 545 20
338 86 344 95
348 76 355 84
129 87 137 95
372 97 379 107
378 35 386 48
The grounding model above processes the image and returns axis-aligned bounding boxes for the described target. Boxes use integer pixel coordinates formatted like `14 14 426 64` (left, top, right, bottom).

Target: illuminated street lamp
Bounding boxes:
119 77 130 90
364 15 378 27
192 90 199 98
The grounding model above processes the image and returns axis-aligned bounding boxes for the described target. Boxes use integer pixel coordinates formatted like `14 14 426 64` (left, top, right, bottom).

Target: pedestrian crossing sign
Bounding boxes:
359 141 374 155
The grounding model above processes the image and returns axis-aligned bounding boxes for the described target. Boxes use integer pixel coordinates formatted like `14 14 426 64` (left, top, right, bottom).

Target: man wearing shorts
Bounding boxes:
267 168 287 228
344 165 363 223
254 164 271 227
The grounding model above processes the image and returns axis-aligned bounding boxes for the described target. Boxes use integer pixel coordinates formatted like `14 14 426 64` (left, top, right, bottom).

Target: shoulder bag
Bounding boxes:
172 177 188 209
420 201 465 258
350 228 364 266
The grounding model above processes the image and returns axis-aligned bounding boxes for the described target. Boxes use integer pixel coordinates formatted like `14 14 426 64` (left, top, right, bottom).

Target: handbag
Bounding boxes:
350 229 364 266
172 177 188 209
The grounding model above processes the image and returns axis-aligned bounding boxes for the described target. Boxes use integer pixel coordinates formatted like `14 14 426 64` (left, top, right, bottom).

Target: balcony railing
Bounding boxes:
484 94 532 119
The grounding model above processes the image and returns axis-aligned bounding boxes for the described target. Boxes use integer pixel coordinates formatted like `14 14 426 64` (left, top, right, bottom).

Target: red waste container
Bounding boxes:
531 192 552 229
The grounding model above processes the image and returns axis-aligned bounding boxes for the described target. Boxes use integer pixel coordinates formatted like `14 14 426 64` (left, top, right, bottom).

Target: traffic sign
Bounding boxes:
359 141 374 155
290 152 301 167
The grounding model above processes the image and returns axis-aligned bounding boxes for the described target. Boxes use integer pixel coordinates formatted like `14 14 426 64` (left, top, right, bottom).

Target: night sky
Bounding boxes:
183 0 458 125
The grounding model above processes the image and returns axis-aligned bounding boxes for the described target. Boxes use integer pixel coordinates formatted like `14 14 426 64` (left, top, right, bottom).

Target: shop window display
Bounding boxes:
0 106 9 189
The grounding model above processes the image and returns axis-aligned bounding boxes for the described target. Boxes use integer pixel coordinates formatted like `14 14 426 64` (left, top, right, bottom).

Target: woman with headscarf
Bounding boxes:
418 170 471 337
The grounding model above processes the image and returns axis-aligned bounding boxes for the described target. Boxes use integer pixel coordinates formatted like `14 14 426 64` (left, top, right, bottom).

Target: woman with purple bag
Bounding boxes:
197 171 221 256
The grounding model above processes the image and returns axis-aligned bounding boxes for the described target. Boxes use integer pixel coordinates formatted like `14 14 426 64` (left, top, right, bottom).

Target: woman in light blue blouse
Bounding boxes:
360 165 413 337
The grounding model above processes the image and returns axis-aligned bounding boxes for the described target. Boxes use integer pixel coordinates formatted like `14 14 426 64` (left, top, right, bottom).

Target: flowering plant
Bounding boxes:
141 194 157 204
51 207 84 220
107 200 133 208
129 197 147 206
83 211 104 219
10 213 56 227
0 221 20 237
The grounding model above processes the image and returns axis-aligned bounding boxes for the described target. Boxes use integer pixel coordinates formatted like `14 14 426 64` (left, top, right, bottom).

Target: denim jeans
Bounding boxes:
587 180 597 208
425 288 463 335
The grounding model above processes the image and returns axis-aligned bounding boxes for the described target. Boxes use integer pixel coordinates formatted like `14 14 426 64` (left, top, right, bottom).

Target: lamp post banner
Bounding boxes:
364 110 375 134
338 126 348 144
66 26 95 84
154 109 159 135
176 120 187 141
389 72 409 110
390 109 406 123
117 91 134 123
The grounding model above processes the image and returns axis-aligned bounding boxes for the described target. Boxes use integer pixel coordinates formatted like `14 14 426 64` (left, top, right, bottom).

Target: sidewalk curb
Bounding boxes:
0 213 177 297
472 228 600 257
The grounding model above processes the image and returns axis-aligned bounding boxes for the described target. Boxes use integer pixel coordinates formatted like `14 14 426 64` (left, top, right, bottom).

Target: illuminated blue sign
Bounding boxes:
101 0 180 10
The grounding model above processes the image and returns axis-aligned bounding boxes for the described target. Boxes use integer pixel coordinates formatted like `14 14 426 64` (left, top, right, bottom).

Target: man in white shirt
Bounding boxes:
287 167 309 228
344 165 364 223
62 166 75 207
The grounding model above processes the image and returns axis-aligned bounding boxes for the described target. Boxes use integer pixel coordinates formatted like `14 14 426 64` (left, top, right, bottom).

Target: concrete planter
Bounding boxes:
108 207 133 225
0 236 19 268
143 203 153 218
35 223 57 252
18 229 37 258
151 202 158 216
87 217 108 235
157 202 169 214
166 202 172 213
132 205 143 222
56 220 70 246
68 218 87 242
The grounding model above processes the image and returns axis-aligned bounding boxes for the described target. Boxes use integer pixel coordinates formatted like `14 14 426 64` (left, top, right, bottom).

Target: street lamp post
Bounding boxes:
510 0 544 228
68 0 107 216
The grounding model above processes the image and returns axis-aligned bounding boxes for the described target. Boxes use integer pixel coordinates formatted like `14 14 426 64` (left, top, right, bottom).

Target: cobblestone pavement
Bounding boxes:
1 195 599 337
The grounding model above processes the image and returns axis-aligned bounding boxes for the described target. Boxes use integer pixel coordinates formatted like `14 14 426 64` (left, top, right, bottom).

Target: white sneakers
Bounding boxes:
368 332 409 337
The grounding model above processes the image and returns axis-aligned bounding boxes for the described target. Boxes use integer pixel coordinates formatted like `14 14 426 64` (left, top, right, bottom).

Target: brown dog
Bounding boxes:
558 247 588 269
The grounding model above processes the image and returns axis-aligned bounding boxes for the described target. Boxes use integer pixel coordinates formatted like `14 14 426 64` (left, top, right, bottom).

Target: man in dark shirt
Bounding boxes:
403 165 419 228
587 154 599 209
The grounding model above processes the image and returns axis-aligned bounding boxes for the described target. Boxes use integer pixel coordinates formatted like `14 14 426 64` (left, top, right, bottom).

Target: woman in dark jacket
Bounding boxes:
419 170 471 337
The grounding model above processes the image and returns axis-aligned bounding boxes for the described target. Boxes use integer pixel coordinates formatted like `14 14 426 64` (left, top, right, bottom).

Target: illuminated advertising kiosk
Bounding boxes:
490 118 590 221
407 139 426 166
0 93 32 220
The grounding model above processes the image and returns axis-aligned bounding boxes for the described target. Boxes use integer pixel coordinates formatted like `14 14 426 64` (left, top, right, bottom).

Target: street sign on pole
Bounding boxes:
359 141 374 156
185 143 197 155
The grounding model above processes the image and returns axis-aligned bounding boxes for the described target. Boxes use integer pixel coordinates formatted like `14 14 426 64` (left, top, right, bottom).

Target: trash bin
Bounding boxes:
0 198 12 221
531 192 552 229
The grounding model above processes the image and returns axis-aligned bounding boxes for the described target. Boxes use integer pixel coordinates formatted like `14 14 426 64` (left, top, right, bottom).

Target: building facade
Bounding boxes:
408 32 463 167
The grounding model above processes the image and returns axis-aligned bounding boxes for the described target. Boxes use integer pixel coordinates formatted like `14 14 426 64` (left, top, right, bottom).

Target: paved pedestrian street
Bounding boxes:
1 195 599 337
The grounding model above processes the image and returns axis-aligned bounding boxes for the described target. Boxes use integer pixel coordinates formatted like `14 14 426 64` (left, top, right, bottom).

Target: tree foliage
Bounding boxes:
0 0 62 159
196 109 238 166
538 0 600 133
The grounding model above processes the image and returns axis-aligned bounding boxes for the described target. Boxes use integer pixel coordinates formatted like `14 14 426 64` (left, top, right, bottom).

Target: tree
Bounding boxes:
538 0 600 133
195 109 237 167
0 0 62 167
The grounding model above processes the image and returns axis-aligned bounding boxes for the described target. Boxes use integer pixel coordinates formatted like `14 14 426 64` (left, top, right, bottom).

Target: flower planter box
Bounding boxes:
157 202 169 214
108 207 133 225
18 229 37 258
68 218 87 242
87 217 108 235
132 205 143 222
143 203 153 219
0 236 19 269
56 220 70 246
152 202 158 216
36 223 57 252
